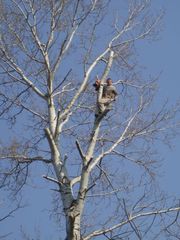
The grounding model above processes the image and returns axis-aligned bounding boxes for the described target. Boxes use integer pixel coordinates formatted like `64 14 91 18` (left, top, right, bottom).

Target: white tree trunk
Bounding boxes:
65 208 81 240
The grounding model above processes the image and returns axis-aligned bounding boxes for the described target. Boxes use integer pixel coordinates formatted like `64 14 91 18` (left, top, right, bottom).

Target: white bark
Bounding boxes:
1 1 180 240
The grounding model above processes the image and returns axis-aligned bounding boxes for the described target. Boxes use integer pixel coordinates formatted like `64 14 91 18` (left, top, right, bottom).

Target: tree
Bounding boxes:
0 0 180 239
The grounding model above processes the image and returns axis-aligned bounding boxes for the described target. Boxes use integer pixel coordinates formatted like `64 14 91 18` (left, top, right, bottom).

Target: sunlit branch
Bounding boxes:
84 207 180 240
89 105 142 171
42 175 60 185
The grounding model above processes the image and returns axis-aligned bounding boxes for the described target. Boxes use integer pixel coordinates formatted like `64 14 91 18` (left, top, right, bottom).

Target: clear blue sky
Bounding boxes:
0 1 180 239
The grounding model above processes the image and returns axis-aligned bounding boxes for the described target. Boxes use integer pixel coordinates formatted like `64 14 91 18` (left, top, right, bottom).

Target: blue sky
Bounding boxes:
0 0 180 239
139 0 180 196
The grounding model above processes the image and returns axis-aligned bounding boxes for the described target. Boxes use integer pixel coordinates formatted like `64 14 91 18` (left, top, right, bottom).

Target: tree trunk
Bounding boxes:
64 197 82 240
66 212 81 240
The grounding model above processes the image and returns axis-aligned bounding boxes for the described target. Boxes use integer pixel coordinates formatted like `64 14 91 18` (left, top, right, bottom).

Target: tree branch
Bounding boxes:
75 140 85 160
84 207 180 240
0 155 51 164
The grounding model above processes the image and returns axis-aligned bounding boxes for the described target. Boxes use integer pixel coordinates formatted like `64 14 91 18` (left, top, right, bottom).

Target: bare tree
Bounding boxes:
0 0 180 239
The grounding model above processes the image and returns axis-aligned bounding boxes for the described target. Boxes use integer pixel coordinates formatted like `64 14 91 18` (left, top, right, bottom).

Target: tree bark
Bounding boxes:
65 207 81 240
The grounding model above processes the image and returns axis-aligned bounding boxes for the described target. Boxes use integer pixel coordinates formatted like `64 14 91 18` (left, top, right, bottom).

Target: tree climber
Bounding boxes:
93 78 101 91
93 77 117 118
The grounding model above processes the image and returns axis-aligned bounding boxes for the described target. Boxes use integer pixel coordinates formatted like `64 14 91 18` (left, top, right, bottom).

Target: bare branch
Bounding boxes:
75 140 85 160
84 207 180 240
0 204 23 222
89 105 142 171
70 176 81 188
0 155 51 164
0 43 46 99
42 175 60 185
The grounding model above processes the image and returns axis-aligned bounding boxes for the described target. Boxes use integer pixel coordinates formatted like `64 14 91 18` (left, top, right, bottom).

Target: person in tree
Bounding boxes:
93 77 117 118
103 78 117 101
93 78 101 91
